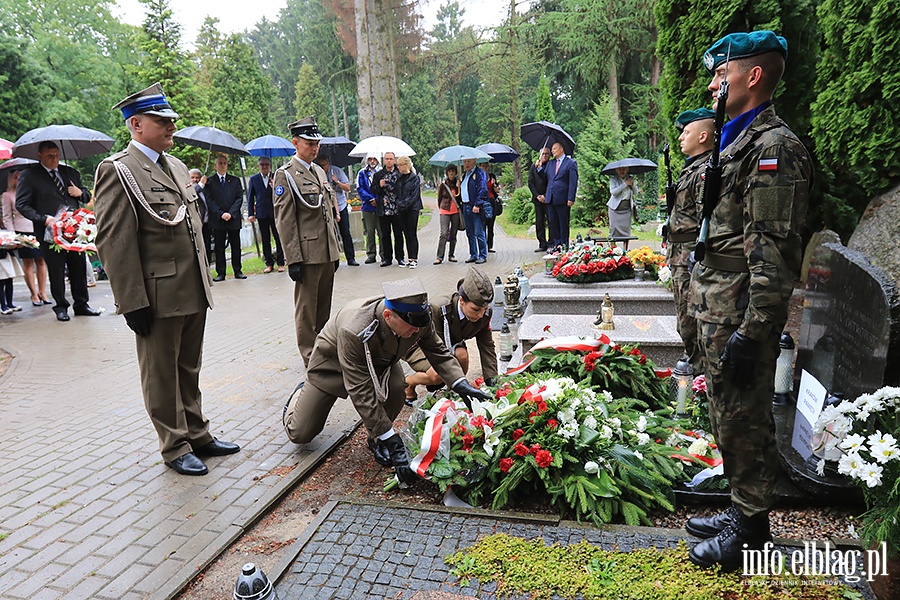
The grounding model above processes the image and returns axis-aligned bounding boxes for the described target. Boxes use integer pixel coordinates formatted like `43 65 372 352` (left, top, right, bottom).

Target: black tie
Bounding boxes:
51 169 66 196
220 175 225 185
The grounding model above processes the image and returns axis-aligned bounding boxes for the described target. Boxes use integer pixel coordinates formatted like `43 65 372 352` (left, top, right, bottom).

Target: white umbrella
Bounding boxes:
349 136 415 158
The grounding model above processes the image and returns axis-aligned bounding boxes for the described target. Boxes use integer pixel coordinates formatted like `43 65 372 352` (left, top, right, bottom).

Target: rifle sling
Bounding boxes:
702 251 749 273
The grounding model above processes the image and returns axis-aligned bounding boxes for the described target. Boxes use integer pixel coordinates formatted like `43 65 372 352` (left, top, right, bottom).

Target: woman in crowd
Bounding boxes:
395 156 423 269
607 166 640 251
435 164 462 264
2 169 50 306
481 163 499 253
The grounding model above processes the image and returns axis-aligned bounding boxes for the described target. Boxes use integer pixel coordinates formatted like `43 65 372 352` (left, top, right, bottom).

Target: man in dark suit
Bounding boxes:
189 168 213 260
15 141 100 321
545 141 579 249
528 147 551 252
205 154 245 281
247 157 285 273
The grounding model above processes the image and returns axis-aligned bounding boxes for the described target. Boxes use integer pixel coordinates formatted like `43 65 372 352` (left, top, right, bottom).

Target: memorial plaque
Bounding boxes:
794 243 900 401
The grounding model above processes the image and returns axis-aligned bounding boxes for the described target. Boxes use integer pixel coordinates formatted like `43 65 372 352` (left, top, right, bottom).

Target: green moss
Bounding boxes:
445 534 855 600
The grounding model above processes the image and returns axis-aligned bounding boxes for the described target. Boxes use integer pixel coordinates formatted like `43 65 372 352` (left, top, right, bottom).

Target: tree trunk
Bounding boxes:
452 90 460 144
508 0 523 189
648 52 661 152
354 0 401 137
354 0 374 138
331 88 339 136
607 56 620 124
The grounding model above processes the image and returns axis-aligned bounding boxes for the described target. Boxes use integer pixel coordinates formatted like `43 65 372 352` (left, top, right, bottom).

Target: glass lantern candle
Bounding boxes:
498 322 514 361
670 357 692 416
633 261 645 282
773 332 795 405
543 253 557 275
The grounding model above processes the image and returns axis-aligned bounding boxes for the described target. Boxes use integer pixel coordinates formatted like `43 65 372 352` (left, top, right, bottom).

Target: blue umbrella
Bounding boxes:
476 143 519 163
245 135 295 158
428 145 492 168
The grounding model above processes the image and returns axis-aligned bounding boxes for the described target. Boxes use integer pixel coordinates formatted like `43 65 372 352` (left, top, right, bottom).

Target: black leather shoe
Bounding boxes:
689 511 771 572
365 257 377 264
165 452 208 476
73 305 100 316
535 247 547 253
194 438 240 456
347 260 360 266
475 258 486 264
213 275 226 282
686 506 740 539
55 310 70 322
234 272 247 279
425 383 445 393
368 438 392 467
465 257 477 263
380 261 391 267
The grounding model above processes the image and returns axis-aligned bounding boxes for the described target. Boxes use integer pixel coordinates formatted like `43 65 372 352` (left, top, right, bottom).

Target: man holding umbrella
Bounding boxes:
15 141 98 321
546 142 578 249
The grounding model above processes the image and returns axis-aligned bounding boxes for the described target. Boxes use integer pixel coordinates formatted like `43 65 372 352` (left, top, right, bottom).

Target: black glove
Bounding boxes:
451 379 493 411
719 331 761 389
687 250 697 274
124 307 154 337
381 433 418 486
288 263 303 283
334 260 339 272
484 377 496 387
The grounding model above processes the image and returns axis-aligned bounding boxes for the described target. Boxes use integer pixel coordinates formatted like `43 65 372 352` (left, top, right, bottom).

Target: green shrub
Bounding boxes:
507 186 535 225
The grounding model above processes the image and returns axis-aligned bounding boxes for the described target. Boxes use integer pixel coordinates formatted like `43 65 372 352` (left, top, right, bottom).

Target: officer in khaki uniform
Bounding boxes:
668 108 715 374
403 267 498 401
282 278 491 484
273 116 340 366
685 32 812 571
94 83 239 476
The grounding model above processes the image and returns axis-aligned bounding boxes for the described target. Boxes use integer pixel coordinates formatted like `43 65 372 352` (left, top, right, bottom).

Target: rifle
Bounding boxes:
661 143 675 247
693 44 731 263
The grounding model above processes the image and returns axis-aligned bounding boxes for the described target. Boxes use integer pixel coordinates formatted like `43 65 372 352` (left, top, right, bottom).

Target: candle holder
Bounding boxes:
592 293 615 331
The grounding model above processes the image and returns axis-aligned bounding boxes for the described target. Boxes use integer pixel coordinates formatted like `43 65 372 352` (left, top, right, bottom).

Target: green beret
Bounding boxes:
676 108 716 131
703 30 788 74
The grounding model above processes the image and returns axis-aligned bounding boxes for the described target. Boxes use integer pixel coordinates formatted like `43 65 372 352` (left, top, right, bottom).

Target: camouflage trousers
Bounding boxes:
670 243 701 374
697 320 780 516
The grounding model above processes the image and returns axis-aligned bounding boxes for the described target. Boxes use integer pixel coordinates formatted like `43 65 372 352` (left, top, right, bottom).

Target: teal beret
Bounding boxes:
676 108 716 131
703 30 788 74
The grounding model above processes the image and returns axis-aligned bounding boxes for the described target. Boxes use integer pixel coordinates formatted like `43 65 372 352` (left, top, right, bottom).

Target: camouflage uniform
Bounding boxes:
690 104 812 516
667 149 709 374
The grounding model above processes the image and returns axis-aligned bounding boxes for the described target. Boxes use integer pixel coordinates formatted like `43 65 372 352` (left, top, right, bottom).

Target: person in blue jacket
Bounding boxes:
459 158 489 264
356 155 381 264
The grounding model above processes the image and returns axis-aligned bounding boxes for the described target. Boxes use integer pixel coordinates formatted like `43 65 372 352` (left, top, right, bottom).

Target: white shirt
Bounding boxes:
131 140 160 164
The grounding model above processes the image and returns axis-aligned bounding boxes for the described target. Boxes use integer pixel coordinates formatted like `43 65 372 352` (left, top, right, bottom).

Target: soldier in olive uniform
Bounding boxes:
686 32 812 571
668 108 715 374
282 278 491 484
94 83 240 476
272 117 341 367
403 267 498 401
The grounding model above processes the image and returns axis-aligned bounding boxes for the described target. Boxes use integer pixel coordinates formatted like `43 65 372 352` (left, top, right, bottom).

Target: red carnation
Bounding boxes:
462 433 475 451
514 443 529 457
512 428 525 441
534 449 553 468
543 325 552 332
529 443 542 455
536 400 548 414
499 457 514 473
630 347 641 356
547 419 559 429
474 377 484 388
638 355 647 365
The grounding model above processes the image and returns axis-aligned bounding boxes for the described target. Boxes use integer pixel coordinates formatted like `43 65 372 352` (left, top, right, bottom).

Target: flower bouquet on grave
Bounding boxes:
656 264 674 291
48 208 97 252
813 386 900 556
0 230 39 249
485 375 684 526
551 244 634 284
626 246 666 278
668 428 728 491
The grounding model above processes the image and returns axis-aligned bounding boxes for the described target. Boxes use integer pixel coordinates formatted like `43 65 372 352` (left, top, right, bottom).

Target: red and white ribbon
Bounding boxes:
409 398 456 478
530 334 611 353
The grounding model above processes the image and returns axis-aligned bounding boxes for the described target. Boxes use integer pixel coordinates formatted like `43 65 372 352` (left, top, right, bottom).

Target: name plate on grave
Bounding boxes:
791 370 828 461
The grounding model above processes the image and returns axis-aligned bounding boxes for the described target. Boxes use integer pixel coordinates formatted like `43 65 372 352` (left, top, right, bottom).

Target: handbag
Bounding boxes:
444 183 465 231
482 198 493 220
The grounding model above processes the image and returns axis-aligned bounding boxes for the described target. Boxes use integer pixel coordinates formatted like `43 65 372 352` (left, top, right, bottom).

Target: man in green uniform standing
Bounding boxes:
686 31 812 571
669 108 715 374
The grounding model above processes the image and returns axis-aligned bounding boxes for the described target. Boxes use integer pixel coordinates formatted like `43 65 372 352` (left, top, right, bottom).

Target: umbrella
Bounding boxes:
174 125 249 156
349 136 415 158
0 157 38 171
0 138 13 160
245 135 294 159
601 158 658 176
319 136 358 168
428 145 492 168
476 143 519 163
13 124 115 160
520 121 576 156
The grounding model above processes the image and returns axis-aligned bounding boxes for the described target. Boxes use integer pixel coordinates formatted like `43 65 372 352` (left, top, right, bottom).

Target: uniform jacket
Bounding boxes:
93 142 213 317
205 172 244 231
528 161 548 201
15 163 91 242
546 155 578 205
306 296 465 437
396 171 423 212
247 172 275 220
607 175 639 210
690 105 812 341
666 149 710 269
272 156 340 265
357 166 378 212
425 292 498 381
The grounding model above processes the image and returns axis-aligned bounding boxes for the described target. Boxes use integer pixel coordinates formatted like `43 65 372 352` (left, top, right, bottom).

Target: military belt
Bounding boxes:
667 231 698 244
702 251 749 273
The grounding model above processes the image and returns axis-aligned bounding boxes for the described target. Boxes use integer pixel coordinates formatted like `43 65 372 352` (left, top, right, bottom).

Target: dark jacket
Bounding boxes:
545 155 578 206
357 166 378 212
395 172 423 212
371 167 399 216
205 172 245 230
437 178 460 212
460 167 488 209
528 161 549 200
15 163 91 242
247 172 275 220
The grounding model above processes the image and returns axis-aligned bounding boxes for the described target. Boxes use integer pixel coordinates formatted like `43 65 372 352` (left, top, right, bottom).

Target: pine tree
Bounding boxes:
0 35 49 139
293 63 329 124
535 74 556 123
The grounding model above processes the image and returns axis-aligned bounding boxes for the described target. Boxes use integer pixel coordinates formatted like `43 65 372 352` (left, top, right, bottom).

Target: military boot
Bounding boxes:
689 510 771 572
685 505 740 539
367 438 392 467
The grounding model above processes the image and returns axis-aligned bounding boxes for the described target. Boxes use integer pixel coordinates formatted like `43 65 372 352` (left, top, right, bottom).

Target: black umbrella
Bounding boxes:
1 157 39 191
520 121 576 155
13 124 115 160
173 125 249 156
601 158 658 176
319 136 357 168
476 143 520 163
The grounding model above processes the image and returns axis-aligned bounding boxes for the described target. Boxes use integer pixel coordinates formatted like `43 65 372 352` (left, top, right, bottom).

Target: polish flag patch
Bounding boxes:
759 158 778 171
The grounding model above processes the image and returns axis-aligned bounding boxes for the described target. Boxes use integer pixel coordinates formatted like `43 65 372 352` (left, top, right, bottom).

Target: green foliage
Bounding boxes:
535 74 556 122
446 534 852 599
575 94 634 224
399 70 457 168
0 35 49 139
506 186 536 225
293 63 328 124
